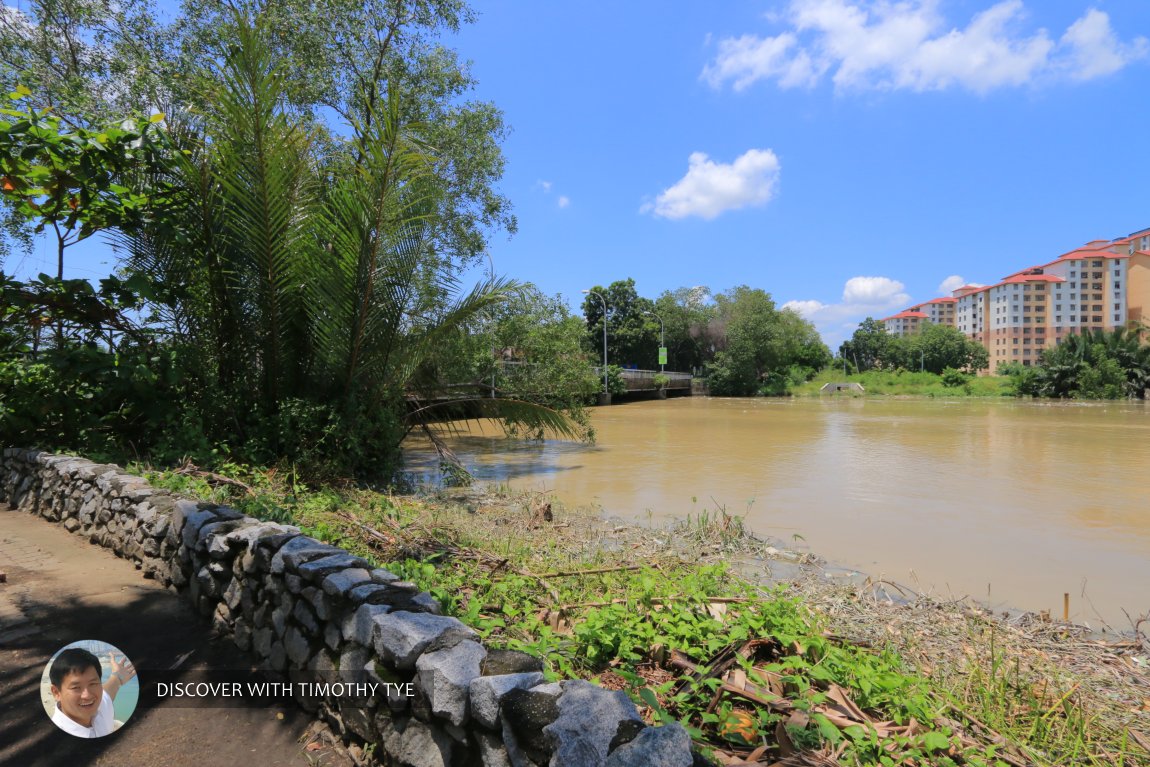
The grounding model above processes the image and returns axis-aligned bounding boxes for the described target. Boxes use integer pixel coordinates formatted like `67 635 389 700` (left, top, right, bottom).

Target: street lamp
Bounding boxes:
582 289 608 398
644 309 664 372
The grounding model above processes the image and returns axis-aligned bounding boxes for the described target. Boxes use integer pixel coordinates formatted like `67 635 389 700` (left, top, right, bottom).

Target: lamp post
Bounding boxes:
644 309 664 372
486 253 496 398
582 289 608 401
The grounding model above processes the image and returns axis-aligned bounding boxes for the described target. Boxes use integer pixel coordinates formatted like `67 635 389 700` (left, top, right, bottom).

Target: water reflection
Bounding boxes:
403 398 1150 626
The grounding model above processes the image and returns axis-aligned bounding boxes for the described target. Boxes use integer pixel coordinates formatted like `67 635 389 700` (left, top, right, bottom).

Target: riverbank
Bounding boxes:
141 464 1150 766
791 370 1014 398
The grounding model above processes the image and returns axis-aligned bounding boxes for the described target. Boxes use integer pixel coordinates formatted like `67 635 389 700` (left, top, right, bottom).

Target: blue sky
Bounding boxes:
8 0 1150 350
448 0 1150 347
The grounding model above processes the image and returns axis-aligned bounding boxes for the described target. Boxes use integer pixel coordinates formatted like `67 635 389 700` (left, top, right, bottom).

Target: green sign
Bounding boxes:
658 347 667 365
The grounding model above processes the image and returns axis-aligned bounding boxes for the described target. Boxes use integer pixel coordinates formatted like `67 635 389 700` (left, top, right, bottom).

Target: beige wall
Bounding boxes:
1129 252 1150 327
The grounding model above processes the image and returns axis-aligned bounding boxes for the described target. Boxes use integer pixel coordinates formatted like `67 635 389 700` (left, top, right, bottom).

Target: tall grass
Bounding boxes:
792 369 1013 397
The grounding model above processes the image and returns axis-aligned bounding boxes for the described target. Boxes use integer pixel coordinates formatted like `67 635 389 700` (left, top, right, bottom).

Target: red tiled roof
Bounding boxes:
1001 274 1065 284
1055 246 1123 261
884 311 928 321
924 297 957 304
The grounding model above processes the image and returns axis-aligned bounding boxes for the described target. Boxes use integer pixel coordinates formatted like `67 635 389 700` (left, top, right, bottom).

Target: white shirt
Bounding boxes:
51 690 115 738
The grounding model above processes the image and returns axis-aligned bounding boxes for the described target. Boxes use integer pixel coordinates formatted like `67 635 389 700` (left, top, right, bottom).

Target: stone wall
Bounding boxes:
0 449 696 767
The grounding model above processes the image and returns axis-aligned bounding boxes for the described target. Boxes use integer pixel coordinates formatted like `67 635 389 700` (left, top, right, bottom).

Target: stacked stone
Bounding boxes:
0 448 695 767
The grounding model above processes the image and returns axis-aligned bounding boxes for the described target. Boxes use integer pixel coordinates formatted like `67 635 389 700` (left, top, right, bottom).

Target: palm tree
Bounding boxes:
122 9 581 479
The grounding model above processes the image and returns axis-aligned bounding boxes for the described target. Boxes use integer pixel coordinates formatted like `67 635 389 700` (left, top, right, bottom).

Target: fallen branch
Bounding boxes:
174 462 255 496
563 596 750 611
534 564 648 578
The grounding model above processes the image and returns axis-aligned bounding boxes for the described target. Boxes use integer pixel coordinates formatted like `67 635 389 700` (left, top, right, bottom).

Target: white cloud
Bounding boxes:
703 1 1147 93
1057 8 1149 81
641 148 781 220
783 275 910 347
557 195 570 209
841 275 909 305
937 275 966 294
537 180 553 192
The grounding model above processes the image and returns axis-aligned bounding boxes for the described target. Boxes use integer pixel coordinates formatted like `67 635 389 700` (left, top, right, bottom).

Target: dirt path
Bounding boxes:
0 507 354 767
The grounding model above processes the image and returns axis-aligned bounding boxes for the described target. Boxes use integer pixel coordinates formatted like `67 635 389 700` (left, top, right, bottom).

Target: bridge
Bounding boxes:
595 368 693 402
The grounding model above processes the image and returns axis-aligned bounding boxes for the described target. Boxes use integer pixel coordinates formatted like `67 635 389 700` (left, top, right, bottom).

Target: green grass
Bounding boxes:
135 464 1146 767
792 369 1014 398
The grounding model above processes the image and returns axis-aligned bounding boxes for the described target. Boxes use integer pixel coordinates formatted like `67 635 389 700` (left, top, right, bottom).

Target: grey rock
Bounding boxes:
304 587 333 620
372 611 477 670
285 625 313 666
272 602 290 636
342 705 374 741
348 583 392 605
179 508 218 550
482 649 545 677
478 732 514 767
223 579 244 611
343 603 391 646
324 622 342 651
382 717 454 767
371 568 399 583
201 519 246 556
233 622 252 652
604 723 692 767
321 567 372 597
297 553 370 582
416 640 487 727
470 672 546 730
339 644 370 686
293 599 320 635
224 521 297 553
408 591 444 615
500 684 563 765
254 627 274 657
271 536 342 575
543 680 643 767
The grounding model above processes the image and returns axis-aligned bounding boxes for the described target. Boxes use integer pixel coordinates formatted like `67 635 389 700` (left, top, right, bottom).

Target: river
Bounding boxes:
401 397 1150 628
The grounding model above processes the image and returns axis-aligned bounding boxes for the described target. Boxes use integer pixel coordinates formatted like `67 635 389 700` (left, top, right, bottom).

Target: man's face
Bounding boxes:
52 667 102 726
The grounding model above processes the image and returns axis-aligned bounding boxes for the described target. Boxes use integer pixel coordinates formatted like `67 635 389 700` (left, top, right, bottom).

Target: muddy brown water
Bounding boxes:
402 397 1150 628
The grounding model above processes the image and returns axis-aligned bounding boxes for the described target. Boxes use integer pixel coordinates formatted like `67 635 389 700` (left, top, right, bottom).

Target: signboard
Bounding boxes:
658 347 668 365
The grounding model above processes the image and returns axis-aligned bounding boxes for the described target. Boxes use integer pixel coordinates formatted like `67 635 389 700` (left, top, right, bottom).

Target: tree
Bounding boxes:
171 0 513 274
1024 328 1150 399
653 286 715 372
706 286 830 396
892 323 988 374
839 317 891 372
1 0 172 264
6 8 575 481
581 278 658 369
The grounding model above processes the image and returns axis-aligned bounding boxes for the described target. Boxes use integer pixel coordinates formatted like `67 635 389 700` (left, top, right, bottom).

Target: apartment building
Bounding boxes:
880 227 1150 371
882 310 928 337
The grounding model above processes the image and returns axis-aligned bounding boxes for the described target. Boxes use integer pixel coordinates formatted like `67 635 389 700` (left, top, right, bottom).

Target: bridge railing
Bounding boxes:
593 368 692 391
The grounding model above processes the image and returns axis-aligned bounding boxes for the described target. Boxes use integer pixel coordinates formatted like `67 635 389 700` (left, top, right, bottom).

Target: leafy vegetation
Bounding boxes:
135 466 1146 767
792 369 1013 398
1002 327 1150 400
839 319 989 375
1 5 589 481
581 281 831 396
